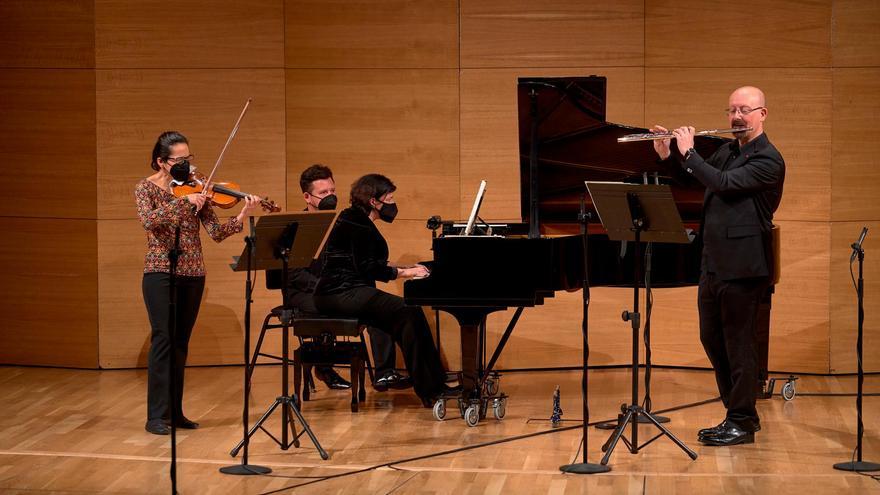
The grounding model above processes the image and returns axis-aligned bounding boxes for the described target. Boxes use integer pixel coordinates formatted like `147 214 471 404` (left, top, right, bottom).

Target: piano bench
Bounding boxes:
292 315 371 413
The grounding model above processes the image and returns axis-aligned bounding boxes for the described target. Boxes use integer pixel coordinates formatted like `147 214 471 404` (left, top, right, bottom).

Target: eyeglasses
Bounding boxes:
164 154 194 165
724 106 764 117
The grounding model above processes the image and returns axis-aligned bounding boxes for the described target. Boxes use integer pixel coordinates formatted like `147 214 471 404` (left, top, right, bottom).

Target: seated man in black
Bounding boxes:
288 165 409 391
314 173 455 406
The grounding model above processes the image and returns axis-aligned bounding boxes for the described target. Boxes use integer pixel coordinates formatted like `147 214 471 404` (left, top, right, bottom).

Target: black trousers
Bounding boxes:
698 271 768 430
143 272 205 422
289 291 396 377
314 287 446 399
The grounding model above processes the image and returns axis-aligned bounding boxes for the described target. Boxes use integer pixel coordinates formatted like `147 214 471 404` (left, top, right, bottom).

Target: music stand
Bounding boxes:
585 182 697 465
221 211 335 475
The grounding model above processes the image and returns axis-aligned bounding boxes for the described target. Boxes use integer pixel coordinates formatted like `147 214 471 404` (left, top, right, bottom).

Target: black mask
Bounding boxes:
169 160 190 183
377 201 398 223
316 194 337 211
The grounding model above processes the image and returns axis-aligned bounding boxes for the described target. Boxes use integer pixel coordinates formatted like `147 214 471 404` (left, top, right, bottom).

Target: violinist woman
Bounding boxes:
313 173 456 407
136 131 260 435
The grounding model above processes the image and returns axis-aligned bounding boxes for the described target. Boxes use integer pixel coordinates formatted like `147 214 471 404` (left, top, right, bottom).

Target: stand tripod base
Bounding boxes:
219 464 272 475
595 411 669 429
833 461 880 472
560 462 611 474
230 395 329 461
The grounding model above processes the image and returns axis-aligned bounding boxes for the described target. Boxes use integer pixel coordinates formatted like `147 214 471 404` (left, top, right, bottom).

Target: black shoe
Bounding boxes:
316 368 351 390
697 420 729 439
174 417 200 429
698 422 755 446
387 371 413 390
698 420 760 440
373 371 409 392
420 383 463 408
145 419 171 435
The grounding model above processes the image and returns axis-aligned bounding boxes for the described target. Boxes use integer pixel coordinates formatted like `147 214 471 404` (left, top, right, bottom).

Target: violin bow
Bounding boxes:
201 98 252 194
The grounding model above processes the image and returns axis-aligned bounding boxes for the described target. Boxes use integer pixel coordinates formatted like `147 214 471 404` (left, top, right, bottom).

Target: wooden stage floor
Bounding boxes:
0 365 878 494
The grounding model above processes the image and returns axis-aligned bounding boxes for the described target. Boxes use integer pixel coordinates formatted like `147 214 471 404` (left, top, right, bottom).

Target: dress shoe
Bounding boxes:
698 422 755 446
387 371 413 390
698 420 729 439
173 417 200 429
420 383 463 408
699 419 760 440
315 367 351 390
145 419 171 435
373 371 411 391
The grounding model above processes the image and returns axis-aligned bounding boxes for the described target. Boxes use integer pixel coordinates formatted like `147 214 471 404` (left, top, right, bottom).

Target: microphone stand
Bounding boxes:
560 194 610 474
168 227 180 494
834 228 879 472
221 217 271 476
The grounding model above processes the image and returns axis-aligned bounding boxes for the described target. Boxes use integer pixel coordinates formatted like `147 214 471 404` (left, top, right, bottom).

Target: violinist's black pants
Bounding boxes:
142 273 205 422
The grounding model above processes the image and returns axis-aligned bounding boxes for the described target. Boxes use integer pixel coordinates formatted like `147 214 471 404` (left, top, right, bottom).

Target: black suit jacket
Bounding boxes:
681 133 785 281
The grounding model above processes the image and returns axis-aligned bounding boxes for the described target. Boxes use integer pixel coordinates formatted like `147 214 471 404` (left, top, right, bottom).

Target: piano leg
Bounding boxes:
443 307 504 425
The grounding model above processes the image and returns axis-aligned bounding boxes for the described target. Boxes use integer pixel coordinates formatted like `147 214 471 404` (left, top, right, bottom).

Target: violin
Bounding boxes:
170 98 280 214
172 170 280 213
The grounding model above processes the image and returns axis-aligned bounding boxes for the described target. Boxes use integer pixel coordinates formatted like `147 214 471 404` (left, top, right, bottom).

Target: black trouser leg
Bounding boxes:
699 272 731 409
143 273 205 421
315 287 446 399
366 326 396 377
699 272 765 430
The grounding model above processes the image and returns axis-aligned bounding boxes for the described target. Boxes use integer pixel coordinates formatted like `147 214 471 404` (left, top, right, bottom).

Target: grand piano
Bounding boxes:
404 76 734 426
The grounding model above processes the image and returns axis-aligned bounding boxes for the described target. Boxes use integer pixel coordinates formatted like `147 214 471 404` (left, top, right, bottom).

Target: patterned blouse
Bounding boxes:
135 179 243 277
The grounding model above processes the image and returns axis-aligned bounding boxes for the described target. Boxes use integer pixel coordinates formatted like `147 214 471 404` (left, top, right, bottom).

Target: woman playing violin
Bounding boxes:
135 131 260 435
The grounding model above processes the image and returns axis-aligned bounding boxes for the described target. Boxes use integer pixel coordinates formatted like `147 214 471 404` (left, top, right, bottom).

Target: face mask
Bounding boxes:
169 160 191 183
377 201 398 223
316 194 337 211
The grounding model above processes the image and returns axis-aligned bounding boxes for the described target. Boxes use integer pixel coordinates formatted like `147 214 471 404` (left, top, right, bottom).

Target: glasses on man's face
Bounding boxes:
164 154 194 165
724 106 764 117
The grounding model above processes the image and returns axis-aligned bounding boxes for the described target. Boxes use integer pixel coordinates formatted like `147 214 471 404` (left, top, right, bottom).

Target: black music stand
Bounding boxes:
586 182 697 465
221 212 335 476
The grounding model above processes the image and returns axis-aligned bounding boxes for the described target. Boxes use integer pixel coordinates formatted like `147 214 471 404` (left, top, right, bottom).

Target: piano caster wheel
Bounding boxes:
465 404 480 427
433 400 447 421
492 398 506 420
782 380 796 401
486 377 499 396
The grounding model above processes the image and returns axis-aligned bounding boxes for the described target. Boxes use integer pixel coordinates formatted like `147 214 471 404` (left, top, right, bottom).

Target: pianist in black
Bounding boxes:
284 164 401 391
313 173 453 406
653 86 785 446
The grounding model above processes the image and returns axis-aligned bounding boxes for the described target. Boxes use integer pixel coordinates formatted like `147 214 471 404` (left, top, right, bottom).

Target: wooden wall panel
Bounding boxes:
97 219 281 368
460 68 645 221
645 68 832 223
832 68 880 221
833 0 880 67
285 69 459 221
460 0 644 68
285 0 458 68
646 0 831 67
830 221 879 373
0 218 97 368
96 69 287 220
765 221 831 373
95 0 283 68
0 70 96 219
0 0 94 68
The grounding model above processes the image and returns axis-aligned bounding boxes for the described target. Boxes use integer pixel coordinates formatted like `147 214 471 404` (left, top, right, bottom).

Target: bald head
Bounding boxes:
730 86 766 108
728 86 767 144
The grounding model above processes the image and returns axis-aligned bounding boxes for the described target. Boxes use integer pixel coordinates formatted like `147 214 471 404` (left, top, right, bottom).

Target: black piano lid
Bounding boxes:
517 76 731 232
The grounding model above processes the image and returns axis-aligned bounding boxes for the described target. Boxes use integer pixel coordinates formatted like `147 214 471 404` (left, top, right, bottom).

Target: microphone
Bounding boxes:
850 227 869 263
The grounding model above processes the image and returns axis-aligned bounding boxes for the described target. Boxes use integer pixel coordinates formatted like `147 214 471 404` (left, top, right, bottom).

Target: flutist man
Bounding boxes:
653 86 785 446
